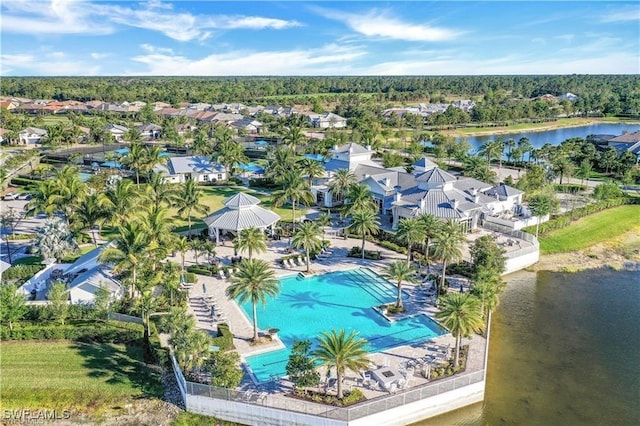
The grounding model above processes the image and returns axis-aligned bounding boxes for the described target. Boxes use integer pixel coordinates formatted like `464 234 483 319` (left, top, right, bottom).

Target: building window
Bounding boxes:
218 174 223 180
203 175 210 181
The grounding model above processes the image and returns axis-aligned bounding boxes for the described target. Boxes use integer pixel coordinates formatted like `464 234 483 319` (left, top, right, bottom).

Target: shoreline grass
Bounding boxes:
0 340 162 414
539 205 640 254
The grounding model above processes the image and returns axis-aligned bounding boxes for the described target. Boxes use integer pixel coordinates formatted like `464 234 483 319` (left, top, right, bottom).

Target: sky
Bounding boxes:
1 0 638 76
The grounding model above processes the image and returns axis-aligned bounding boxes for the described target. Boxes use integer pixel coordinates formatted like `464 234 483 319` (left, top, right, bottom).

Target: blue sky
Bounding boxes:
1 1 638 76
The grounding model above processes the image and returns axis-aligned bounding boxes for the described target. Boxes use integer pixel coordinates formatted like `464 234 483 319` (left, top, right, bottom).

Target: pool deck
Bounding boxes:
182 234 487 399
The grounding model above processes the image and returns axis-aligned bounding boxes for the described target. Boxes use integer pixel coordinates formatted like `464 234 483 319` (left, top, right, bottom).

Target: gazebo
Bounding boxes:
202 192 281 244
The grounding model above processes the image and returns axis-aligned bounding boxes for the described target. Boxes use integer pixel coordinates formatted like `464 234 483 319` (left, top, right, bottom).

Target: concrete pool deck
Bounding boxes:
182 234 487 400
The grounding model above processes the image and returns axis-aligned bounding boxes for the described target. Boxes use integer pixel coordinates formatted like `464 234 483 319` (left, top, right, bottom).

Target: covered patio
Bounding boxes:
202 192 281 244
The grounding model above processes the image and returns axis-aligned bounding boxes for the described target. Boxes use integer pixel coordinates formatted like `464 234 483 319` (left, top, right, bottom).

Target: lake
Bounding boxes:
458 123 640 154
416 269 640 425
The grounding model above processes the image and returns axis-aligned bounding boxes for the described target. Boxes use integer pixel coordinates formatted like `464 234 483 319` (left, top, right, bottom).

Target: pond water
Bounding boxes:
416 269 640 425
459 123 640 154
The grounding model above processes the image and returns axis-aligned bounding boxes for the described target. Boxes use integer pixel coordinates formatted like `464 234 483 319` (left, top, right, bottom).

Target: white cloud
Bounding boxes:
90 52 111 60
140 44 174 55
600 5 640 23
317 7 463 42
531 37 546 45
129 44 366 76
1 52 101 76
555 34 575 42
1 0 301 41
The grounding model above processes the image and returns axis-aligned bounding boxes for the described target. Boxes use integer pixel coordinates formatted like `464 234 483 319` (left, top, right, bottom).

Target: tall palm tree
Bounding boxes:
383 261 414 310
348 208 380 260
99 178 139 224
504 138 516 163
49 166 85 226
470 268 506 330
234 227 267 260
317 213 331 244
226 259 280 342
99 220 149 298
436 293 483 367
518 137 533 164
298 158 325 186
73 192 107 246
216 140 248 181
142 145 168 180
346 183 376 216
272 172 315 232
123 142 146 186
144 172 178 209
283 125 306 152
418 214 440 271
396 217 426 266
312 329 370 399
291 222 322 272
432 219 465 304
266 146 297 181
176 179 210 232
173 236 191 271
328 169 357 213
24 180 57 217
139 205 175 265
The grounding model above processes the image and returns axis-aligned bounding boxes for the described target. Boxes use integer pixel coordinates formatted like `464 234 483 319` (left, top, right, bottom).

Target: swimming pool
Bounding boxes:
238 163 265 174
241 268 446 382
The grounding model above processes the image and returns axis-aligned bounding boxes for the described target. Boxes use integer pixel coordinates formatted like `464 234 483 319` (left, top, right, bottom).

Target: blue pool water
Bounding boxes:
238 163 265 174
241 268 446 382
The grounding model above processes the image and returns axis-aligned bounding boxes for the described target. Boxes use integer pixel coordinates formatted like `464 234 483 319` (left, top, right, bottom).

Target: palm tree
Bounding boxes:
348 208 380 260
142 145 168 180
173 236 191 271
470 268 506 329
436 293 483 367
24 180 57 217
225 259 280 342
418 214 440 271
311 329 370 399
73 192 107 246
234 227 267 260
518 137 533 164
346 183 376 216
216 140 248 181
99 178 139 224
298 158 325 186
283 125 306 152
176 179 210 232
384 261 414 310
432 219 465 304
123 142 146 186
272 172 315 232
49 166 86 226
99 220 149 298
396 217 426 266
328 169 357 213
317 213 331 243
266 146 297 181
139 205 175 265
291 222 322 272
144 172 178 209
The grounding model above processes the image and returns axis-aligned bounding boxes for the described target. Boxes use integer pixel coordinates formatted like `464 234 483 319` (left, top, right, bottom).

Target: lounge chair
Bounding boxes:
217 270 226 279
256 391 268 403
242 390 255 401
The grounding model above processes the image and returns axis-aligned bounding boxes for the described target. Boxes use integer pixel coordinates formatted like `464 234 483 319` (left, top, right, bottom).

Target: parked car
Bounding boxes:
3 192 20 201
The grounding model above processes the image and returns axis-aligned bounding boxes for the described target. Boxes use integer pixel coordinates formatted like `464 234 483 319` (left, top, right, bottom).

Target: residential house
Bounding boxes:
102 124 129 142
307 112 347 129
18 127 47 145
559 93 579 101
154 155 227 184
606 131 640 163
135 123 163 140
18 244 123 305
230 118 263 134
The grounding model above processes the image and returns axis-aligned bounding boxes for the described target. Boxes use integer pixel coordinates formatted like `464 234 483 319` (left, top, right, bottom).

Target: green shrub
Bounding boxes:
378 240 407 254
184 272 197 283
6 233 37 240
2 264 44 283
446 261 474 278
347 246 381 260
210 323 235 351
341 388 366 405
186 264 218 276
0 320 144 343
10 176 39 187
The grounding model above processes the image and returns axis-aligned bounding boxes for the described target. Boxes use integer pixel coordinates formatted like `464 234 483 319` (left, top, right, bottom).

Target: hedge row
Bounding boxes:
10 176 39 187
2 264 44 282
6 233 37 240
187 264 219 276
523 197 639 236
347 246 382 260
0 320 144 343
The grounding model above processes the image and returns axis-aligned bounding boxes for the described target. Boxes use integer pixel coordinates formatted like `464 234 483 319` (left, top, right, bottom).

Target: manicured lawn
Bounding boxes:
539 205 640 254
172 412 238 426
167 185 297 231
445 117 633 136
0 340 162 413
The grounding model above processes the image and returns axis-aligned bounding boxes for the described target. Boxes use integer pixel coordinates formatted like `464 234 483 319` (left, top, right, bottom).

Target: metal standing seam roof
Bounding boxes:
202 206 281 231
415 167 457 183
483 183 524 198
223 192 261 208
168 156 225 175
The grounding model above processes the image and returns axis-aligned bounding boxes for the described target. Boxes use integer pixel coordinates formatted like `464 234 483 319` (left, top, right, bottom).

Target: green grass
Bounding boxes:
0 340 163 414
11 255 43 265
167 185 296 230
539 205 640 254
172 412 238 426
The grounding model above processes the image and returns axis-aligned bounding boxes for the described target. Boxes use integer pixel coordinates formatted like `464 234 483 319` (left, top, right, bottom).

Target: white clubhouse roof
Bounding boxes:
202 192 280 232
